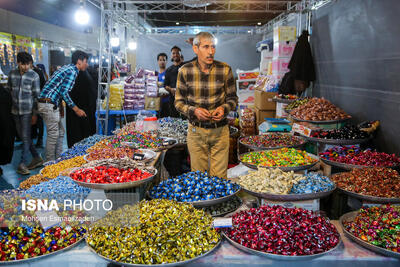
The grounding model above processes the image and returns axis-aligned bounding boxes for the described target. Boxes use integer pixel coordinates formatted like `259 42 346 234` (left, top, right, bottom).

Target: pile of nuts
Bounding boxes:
290 97 351 121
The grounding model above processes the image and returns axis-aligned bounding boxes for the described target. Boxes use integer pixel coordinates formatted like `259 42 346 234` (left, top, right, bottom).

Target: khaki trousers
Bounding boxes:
187 124 229 178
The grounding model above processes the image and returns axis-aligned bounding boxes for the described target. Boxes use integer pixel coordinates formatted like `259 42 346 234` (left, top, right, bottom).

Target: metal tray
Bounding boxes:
273 97 297 104
340 211 400 259
333 186 400 204
0 237 84 265
222 231 341 261
304 135 371 145
148 187 241 208
239 152 319 171
86 238 221 267
201 196 243 217
84 149 156 163
239 134 306 151
70 168 157 190
122 137 178 152
289 114 351 124
241 184 336 201
320 158 400 170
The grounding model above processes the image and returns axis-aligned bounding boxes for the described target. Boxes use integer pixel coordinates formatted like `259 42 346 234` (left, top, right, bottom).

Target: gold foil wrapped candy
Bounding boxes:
87 199 220 264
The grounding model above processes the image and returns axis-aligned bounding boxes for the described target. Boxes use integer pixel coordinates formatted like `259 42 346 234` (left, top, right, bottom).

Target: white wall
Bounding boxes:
136 34 263 76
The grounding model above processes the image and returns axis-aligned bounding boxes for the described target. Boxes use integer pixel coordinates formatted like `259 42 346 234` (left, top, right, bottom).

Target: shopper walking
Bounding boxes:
38 50 89 161
175 32 238 178
8 52 43 175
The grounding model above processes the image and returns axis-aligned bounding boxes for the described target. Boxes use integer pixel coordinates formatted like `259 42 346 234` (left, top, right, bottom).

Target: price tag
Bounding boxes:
35 210 61 230
133 153 145 160
213 217 232 228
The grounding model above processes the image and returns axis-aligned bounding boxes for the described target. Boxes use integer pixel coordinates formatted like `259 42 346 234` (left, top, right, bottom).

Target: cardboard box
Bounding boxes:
237 90 255 107
145 96 160 111
255 108 276 125
273 41 296 58
271 58 290 74
254 90 277 111
273 26 297 42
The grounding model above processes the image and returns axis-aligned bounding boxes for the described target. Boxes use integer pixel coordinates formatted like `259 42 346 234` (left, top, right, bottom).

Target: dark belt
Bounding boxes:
38 98 58 110
190 119 227 129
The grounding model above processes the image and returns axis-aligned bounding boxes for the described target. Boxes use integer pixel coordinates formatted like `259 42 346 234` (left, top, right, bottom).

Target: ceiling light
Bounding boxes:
247 30 251 33
71 47 76 51
90 58 94 63
111 37 120 47
59 47 64 52
257 22 262 25
214 38 218 45
176 22 180 25
95 58 99 63
105 59 109 63
183 0 211 8
75 1 90 25
128 41 137 50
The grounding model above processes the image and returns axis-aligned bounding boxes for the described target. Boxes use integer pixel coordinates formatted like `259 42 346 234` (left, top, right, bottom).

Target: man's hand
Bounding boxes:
194 108 211 121
185 38 194 46
31 115 37 125
211 106 225 122
73 106 87 117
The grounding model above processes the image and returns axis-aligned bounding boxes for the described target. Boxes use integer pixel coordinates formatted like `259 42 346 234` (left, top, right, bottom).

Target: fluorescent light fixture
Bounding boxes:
95 58 99 63
105 59 109 63
90 58 94 63
59 47 64 51
257 22 262 25
128 41 137 50
71 47 76 51
176 22 180 25
74 5 90 25
111 37 120 47
247 30 251 33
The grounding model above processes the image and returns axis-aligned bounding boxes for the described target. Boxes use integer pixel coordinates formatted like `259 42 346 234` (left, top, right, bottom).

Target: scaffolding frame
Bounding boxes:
95 0 332 134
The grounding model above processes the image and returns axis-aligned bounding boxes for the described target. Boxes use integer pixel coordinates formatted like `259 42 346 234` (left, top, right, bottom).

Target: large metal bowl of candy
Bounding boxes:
148 171 241 207
239 133 306 151
340 209 400 259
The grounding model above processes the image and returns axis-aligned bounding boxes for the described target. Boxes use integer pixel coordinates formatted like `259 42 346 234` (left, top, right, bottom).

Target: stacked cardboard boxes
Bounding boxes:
271 26 297 80
254 90 277 126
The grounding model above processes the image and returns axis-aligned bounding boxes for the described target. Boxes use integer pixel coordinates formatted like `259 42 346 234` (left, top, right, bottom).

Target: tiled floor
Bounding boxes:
0 120 68 190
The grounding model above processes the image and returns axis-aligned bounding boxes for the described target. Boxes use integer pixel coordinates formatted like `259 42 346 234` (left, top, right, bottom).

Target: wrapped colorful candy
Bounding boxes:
158 117 188 143
40 156 86 179
240 134 305 149
149 171 240 202
110 131 163 149
225 205 340 256
343 205 400 253
286 98 310 111
87 199 220 264
86 147 135 161
311 125 370 140
70 166 153 184
241 148 317 168
320 146 400 167
332 168 400 198
290 172 335 194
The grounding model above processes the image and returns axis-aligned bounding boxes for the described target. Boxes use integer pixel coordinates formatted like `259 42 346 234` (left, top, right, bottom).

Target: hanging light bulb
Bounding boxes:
128 41 137 50
75 1 90 25
111 28 120 47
